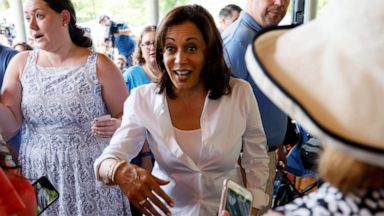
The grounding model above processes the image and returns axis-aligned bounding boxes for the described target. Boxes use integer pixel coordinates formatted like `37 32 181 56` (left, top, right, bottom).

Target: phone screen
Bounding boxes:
32 176 59 215
219 179 253 216
225 187 252 216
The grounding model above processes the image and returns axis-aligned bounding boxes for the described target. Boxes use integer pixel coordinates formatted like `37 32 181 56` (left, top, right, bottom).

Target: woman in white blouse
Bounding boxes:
95 4 269 216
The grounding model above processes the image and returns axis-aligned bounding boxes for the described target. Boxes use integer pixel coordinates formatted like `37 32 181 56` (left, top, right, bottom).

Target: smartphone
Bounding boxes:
219 178 253 216
32 176 59 215
94 114 111 122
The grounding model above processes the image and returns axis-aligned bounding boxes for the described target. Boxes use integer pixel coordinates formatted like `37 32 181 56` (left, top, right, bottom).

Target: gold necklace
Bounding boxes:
145 63 159 81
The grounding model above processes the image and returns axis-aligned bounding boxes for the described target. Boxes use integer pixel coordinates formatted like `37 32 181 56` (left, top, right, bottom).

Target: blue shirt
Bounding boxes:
0 45 20 153
112 22 136 57
122 64 151 92
0 45 18 89
222 11 287 147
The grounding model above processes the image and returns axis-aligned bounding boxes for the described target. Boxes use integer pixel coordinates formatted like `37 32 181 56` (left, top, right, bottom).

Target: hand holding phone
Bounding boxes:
94 114 111 122
219 178 253 216
32 176 59 215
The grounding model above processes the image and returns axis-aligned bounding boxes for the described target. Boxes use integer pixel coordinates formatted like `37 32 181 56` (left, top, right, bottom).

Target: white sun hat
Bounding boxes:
245 0 384 168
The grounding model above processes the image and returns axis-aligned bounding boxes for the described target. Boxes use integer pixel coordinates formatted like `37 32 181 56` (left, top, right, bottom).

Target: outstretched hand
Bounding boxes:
114 163 174 216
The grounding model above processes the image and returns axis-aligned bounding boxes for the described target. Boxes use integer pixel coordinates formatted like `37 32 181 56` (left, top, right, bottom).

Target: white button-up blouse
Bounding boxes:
95 77 269 215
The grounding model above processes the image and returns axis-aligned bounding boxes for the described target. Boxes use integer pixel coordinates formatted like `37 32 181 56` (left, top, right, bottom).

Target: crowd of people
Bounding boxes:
1 0 383 216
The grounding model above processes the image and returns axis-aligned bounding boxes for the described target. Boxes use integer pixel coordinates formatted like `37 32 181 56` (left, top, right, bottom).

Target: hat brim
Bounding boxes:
245 25 384 167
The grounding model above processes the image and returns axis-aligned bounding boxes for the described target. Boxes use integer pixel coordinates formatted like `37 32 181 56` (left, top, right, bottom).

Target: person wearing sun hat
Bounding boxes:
243 0 384 215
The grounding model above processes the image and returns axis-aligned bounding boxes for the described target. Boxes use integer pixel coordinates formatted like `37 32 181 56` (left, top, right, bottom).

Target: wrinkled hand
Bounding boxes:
115 163 174 216
91 118 121 138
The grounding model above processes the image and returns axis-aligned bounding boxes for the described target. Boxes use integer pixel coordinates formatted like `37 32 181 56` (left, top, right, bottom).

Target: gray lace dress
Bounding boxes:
19 50 131 216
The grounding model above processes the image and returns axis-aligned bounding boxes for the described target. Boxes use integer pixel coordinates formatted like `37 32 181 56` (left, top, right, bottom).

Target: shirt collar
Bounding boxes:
240 11 263 32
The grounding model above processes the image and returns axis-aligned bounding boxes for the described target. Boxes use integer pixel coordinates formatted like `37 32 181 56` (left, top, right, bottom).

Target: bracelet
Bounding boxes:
107 160 118 183
111 160 127 183
139 151 152 158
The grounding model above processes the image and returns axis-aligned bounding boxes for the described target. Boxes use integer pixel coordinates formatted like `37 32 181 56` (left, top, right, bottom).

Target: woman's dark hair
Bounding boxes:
156 4 231 99
133 25 157 65
43 0 92 48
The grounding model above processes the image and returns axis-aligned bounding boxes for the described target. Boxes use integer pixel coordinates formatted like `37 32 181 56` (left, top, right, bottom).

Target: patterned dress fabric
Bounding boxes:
19 50 131 216
273 182 384 216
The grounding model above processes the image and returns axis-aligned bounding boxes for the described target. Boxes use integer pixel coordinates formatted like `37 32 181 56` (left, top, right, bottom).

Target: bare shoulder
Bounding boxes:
7 51 30 76
95 52 115 68
95 52 121 79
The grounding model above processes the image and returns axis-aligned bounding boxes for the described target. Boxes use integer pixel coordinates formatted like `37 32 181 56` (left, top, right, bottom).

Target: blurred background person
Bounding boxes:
0 44 20 160
99 14 136 67
123 25 159 91
0 0 130 215
12 42 33 52
95 4 269 216
225 4 242 22
218 7 234 32
0 43 17 92
115 54 127 73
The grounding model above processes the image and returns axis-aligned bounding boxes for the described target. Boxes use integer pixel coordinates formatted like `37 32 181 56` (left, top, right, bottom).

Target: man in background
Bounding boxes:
219 4 243 32
0 44 19 158
222 0 290 214
99 15 136 67
225 4 242 22
0 44 18 85
218 7 234 32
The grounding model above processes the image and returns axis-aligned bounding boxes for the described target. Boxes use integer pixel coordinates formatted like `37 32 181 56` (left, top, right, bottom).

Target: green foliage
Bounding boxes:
316 0 329 16
0 0 9 11
159 0 189 17
71 0 189 25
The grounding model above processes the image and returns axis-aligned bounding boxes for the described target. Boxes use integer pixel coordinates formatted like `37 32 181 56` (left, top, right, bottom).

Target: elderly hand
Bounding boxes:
91 117 121 138
114 162 174 216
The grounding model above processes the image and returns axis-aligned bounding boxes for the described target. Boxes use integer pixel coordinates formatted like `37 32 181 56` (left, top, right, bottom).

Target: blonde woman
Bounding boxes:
123 25 159 92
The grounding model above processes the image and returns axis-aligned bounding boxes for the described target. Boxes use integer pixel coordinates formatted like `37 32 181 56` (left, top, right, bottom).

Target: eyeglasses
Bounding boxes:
141 41 155 49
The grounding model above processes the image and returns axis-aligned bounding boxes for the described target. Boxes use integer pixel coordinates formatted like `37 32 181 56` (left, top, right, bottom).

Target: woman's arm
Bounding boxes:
92 53 129 137
0 52 28 140
96 53 129 118
94 88 173 215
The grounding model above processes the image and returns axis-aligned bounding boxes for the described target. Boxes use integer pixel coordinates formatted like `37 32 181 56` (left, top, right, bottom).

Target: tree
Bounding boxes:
72 0 188 25
0 0 9 11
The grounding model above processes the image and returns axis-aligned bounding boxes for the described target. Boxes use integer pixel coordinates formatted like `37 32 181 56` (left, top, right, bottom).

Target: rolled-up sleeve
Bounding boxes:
94 90 147 185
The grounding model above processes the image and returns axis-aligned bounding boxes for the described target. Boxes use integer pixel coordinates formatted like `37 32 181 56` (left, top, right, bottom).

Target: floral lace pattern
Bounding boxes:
19 49 131 216
273 182 384 216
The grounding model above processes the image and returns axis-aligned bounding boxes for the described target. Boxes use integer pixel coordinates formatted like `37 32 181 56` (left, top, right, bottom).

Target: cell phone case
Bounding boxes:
219 178 253 216
33 176 59 215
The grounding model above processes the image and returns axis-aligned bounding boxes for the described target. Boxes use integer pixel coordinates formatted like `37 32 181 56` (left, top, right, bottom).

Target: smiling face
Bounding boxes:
247 0 290 27
162 22 206 94
24 0 69 50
